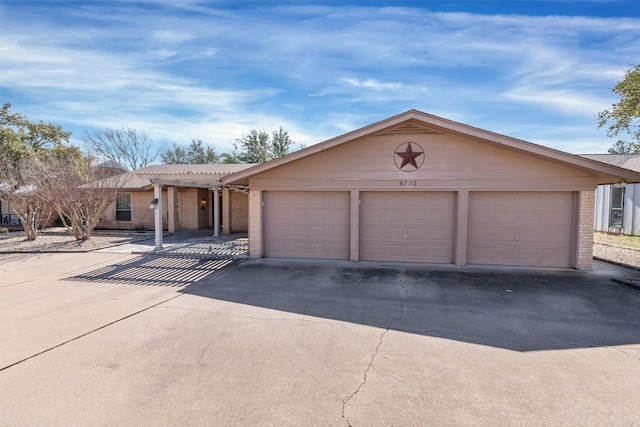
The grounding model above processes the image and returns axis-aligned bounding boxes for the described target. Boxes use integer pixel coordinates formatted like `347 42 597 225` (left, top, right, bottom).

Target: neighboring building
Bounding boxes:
0 197 20 225
1 160 127 227
581 154 640 236
97 164 255 233
222 110 640 270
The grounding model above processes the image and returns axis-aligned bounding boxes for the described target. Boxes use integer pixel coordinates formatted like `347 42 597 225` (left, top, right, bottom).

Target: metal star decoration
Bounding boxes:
395 142 424 169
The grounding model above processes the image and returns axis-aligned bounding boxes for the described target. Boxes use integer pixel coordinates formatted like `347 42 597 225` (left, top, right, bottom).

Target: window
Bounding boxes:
116 193 132 221
609 187 624 228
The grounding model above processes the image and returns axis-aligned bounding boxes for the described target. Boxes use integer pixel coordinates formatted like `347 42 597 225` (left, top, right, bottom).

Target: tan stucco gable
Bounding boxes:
223 110 640 186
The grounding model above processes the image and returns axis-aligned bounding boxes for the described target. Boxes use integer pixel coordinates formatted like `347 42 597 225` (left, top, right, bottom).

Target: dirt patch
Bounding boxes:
0 228 151 253
593 232 640 268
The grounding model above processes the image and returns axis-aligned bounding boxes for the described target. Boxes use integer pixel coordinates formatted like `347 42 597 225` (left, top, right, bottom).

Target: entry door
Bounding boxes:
263 191 350 259
467 192 574 268
359 192 455 263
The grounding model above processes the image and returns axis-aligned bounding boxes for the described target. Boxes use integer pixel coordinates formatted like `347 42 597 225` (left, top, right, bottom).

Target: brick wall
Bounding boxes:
198 188 210 229
577 190 595 270
248 189 262 257
222 189 231 234
231 191 249 232
178 188 200 230
98 190 165 230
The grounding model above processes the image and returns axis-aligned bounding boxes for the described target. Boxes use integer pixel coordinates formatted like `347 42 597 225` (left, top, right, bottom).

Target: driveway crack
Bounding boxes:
341 269 408 426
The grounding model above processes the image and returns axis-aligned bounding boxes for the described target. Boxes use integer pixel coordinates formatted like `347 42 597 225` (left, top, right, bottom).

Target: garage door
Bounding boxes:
468 192 574 268
263 191 350 259
360 192 455 263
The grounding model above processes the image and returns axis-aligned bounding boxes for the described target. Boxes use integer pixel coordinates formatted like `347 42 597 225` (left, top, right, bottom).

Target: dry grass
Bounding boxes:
593 232 640 268
593 232 640 250
0 228 151 253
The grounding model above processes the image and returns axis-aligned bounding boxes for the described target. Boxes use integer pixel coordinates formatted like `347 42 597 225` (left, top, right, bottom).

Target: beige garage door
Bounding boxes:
360 192 455 263
263 191 350 259
468 192 574 268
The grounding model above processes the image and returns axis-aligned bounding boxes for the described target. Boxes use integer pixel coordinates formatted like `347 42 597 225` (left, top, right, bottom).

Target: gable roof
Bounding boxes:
87 164 259 190
136 163 258 189
222 110 640 186
580 154 640 173
81 171 153 190
136 164 256 176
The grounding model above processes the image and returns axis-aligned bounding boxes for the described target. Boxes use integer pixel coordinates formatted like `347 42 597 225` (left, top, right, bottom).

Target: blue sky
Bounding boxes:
1 0 639 156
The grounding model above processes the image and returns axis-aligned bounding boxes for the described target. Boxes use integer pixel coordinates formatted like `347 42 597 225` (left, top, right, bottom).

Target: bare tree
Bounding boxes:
0 105 79 240
83 126 161 171
0 154 53 240
43 156 121 241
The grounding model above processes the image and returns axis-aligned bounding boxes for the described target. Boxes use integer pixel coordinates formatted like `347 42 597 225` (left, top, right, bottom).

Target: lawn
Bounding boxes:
594 232 640 250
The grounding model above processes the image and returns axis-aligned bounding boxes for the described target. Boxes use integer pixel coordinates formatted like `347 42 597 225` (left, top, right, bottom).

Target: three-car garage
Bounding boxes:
261 190 574 268
223 110 640 270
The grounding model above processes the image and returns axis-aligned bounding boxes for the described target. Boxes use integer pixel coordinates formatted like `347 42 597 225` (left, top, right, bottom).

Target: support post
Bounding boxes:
350 190 360 262
213 188 220 237
454 190 469 266
153 183 163 251
167 186 177 233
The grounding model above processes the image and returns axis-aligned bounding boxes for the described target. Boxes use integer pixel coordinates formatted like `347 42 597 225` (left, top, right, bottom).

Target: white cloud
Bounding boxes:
1 2 638 156
501 87 612 116
151 30 195 44
341 78 405 91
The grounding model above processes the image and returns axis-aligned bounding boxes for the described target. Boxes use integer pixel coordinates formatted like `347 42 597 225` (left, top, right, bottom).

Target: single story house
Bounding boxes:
581 154 640 236
221 110 640 270
98 164 255 238
0 198 20 225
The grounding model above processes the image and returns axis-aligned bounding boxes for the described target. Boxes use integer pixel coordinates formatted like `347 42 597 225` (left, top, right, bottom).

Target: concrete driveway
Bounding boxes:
1 253 640 426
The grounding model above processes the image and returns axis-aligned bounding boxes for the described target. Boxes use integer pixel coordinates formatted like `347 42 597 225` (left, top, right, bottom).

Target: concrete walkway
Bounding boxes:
96 230 248 258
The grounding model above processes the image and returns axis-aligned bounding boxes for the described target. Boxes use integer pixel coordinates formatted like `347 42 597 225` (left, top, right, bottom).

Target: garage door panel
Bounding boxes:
407 228 428 239
542 231 570 246
430 229 451 240
431 211 452 224
468 192 573 268
327 226 348 238
494 212 517 225
307 226 327 238
287 226 306 237
328 210 346 222
360 192 454 263
384 211 406 223
287 210 306 222
519 213 543 226
493 230 515 242
468 228 491 241
469 212 493 226
264 191 349 259
518 230 542 243
407 211 429 224
383 227 405 239
407 246 428 257
307 211 328 222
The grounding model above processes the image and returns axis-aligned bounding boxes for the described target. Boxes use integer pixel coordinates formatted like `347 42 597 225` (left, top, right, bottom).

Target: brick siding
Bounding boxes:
577 190 595 270
231 191 249 232
98 190 164 230
248 189 262 257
